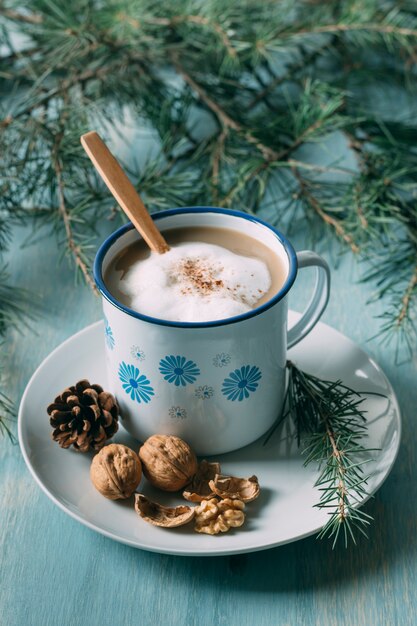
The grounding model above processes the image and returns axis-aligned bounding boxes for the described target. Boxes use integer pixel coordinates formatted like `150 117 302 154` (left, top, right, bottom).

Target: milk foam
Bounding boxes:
120 242 272 322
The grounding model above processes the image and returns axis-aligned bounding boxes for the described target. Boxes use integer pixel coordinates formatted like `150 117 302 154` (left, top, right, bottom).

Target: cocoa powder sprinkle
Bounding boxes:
175 258 224 296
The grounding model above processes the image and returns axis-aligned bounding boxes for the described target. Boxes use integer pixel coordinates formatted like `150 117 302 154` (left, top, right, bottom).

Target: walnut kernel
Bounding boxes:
194 497 245 535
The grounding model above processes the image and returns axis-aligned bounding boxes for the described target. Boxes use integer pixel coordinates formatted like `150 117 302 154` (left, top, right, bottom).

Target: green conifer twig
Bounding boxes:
265 361 377 547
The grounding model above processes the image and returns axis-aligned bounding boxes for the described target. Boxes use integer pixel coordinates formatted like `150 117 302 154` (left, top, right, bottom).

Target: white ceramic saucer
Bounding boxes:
18 313 401 556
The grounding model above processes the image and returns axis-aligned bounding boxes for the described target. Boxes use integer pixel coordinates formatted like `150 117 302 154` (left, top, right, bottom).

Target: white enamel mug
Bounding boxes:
94 207 330 455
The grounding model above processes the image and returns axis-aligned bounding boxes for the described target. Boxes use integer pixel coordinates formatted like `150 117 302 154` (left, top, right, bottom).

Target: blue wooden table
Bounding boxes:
1 219 416 626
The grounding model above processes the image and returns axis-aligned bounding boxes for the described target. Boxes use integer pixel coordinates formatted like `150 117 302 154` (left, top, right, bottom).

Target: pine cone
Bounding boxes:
47 380 119 452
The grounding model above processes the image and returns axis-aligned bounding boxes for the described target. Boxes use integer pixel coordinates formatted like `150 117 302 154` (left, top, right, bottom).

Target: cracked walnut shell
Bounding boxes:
139 434 198 492
90 444 142 499
135 494 195 528
209 474 260 502
194 498 245 535
183 460 221 502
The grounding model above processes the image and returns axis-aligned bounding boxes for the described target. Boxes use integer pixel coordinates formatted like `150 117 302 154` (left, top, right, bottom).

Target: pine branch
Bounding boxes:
1 56 130 126
220 80 348 207
0 266 34 336
0 265 33 444
150 15 237 58
397 264 417 327
0 386 17 444
363 246 417 358
51 131 98 294
211 129 227 204
266 361 375 548
292 167 360 254
171 54 279 161
0 6 42 24
298 23 417 39
246 41 335 110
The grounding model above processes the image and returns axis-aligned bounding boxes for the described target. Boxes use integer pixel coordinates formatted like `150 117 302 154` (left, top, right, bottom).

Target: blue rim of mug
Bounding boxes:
94 207 298 328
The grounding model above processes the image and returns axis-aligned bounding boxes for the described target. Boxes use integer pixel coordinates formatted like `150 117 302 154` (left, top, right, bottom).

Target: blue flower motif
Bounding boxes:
169 406 187 420
222 365 262 402
130 345 145 362
118 361 154 403
104 318 115 350
195 385 214 400
159 355 200 387
213 352 231 368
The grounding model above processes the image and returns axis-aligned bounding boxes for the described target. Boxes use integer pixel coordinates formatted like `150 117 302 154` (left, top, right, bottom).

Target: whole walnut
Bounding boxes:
90 443 142 499
139 434 198 492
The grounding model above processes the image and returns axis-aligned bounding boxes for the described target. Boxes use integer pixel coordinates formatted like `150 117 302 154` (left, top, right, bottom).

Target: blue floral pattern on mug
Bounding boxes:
159 355 200 387
212 352 231 368
195 385 214 400
222 365 262 401
130 345 145 362
118 361 154 403
104 317 115 350
169 406 187 419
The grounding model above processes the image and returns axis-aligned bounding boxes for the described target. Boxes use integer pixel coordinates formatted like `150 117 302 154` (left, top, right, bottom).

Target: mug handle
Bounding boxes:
287 251 331 350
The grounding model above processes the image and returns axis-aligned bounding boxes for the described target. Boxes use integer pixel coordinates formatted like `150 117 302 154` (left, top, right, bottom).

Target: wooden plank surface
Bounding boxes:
1 221 416 626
